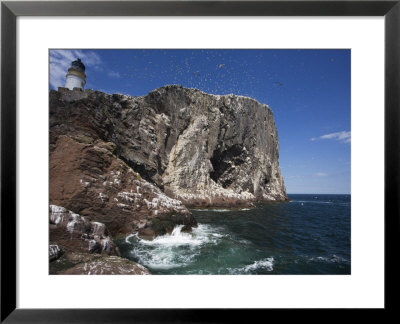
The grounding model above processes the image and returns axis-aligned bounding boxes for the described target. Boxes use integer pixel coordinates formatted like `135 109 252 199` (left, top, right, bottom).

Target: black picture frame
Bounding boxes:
1 0 399 322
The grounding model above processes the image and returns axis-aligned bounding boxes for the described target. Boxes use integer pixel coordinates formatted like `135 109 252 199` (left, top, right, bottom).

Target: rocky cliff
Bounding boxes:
50 85 287 206
49 134 195 239
49 85 287 273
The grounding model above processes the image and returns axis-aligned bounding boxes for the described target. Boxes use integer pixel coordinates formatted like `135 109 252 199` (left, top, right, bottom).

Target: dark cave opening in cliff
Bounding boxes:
209 144 245 188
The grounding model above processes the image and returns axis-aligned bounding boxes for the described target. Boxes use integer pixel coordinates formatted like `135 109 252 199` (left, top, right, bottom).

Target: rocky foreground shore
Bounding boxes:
49 85 287 274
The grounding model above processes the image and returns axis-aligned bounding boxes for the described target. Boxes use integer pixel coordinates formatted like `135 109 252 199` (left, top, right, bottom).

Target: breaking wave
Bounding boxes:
140 224 222 247
126 224 226 270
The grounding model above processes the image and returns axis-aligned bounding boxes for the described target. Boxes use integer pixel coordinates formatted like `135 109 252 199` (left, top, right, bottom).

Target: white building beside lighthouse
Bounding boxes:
65 58 86 90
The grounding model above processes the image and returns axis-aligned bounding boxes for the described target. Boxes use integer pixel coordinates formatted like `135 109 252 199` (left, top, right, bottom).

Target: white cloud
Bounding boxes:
49 50 102 89
107 70 120 78
315 172 329 177
311 131 351 144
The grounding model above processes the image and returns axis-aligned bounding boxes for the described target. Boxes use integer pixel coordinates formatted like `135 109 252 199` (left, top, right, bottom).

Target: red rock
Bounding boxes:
49 136 196 237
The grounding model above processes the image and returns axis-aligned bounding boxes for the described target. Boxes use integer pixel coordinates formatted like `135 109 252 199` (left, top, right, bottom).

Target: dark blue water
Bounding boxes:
118 194 350 274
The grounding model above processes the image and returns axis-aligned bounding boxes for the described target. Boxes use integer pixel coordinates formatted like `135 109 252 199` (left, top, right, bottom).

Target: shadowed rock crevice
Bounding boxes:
210 144 247 188
118 154 158 187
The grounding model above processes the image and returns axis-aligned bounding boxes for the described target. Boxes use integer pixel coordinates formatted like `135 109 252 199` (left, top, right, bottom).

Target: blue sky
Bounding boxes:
50 49 350 194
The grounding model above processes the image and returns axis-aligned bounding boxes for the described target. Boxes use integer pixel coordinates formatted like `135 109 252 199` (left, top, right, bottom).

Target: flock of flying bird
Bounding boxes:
87 50 285 99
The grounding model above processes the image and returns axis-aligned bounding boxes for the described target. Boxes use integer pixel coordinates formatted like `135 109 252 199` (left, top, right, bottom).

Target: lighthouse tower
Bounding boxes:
65 58 86 90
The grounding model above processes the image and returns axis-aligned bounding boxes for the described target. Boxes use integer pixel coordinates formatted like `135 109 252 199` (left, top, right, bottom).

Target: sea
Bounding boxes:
117 194 351 274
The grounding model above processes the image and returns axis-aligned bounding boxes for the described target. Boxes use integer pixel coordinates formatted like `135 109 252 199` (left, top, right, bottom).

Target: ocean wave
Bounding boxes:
125 233 137 244
290 200 334 204
192 208 232 212
126 224 225 270
130 245 199 270
138 224 223 247
212 233 224 238
308 255 349 264
227 257 274 274
192 208 252 212
237 239 251 245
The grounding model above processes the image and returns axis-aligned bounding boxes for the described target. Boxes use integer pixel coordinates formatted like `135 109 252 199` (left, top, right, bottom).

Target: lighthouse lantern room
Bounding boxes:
65 58 86 90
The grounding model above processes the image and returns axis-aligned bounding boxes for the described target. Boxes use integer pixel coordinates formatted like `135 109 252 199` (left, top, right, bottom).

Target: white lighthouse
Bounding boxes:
65 58 86 90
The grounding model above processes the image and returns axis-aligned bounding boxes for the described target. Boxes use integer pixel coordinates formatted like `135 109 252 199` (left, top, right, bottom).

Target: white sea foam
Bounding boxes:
127 224 224 270
125 233 137 244
138 224 219 247
228 257 274 274
132 245 198 270
243 258 274 272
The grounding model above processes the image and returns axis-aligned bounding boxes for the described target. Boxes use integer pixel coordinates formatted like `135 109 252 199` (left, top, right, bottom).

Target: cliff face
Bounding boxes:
50 85 287 212
49 134 195 240
49 85 287 274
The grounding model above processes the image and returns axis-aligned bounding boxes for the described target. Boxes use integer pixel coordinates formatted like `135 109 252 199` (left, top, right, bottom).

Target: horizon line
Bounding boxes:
287 193 351 195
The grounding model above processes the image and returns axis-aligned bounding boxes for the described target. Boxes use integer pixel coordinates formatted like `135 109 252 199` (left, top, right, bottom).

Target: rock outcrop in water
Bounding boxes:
49 85 287 274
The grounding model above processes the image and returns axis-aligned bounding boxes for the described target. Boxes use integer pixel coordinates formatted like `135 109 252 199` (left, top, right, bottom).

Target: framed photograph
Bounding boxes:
1 0 399 322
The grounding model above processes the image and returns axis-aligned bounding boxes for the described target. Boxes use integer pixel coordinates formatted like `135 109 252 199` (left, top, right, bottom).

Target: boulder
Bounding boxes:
51 252 150 275
49 244 63 261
